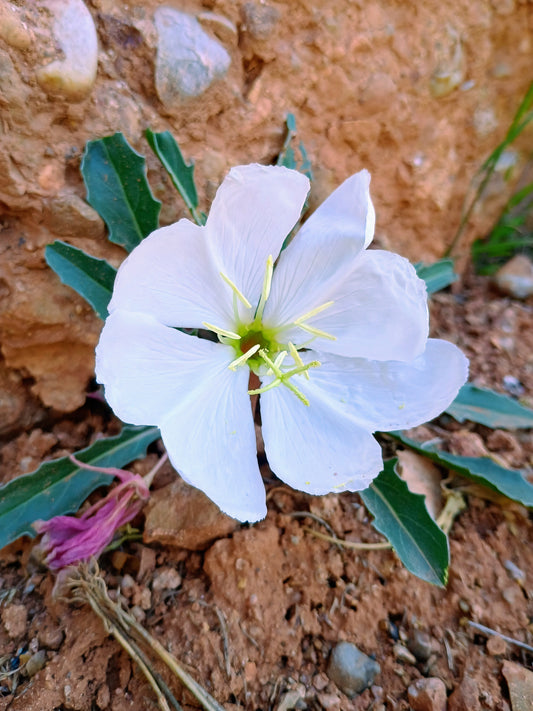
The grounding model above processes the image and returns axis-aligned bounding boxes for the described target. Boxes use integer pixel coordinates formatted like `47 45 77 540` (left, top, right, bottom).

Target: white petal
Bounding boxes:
96 310 266 521
205 164 310 314
96 310 236 424
263 170 374 331
109 219 235 330
307 339 469 432
160 367 267 523
300 169 375 249
259 374 384 495
268 249 429 362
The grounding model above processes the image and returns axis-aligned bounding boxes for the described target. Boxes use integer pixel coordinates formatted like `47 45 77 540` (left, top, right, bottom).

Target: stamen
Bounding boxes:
202 322 241 340
219 271 252 309
296 323 337 341
246 348 320 406
249 378 310 406
228 343 260 371
294 300 335 325
254 255 274 322
273 350 288 370
288 342 309 380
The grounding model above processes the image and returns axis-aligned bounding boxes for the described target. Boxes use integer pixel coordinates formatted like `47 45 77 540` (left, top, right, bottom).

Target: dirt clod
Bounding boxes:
408 677 447 711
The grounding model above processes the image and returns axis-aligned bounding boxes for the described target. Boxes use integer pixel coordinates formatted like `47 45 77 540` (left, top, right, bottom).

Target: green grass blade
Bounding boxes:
360 459 449 586
0 426 160 549
447 81 533 257
145 129 203 225
390 431 533 507
446 383 533 429
45 241 116 319
82 133 161 252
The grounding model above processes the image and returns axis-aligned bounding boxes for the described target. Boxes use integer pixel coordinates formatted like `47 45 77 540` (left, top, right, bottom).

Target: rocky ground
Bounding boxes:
1 273 532 711
0 1 533 710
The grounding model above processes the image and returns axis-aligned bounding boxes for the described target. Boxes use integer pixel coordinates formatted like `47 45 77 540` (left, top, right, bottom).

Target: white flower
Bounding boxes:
96 164 468 522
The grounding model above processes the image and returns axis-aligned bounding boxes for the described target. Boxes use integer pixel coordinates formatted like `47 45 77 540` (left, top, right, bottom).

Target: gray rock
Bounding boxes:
327 641 380 697
408 628 433 662
493 255 533 300
25 650 47 678
36 0 98 101
154 7 231 105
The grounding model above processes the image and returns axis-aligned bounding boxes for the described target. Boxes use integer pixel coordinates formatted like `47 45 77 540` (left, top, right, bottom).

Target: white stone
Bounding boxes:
154 7 231 106
36 0 98 101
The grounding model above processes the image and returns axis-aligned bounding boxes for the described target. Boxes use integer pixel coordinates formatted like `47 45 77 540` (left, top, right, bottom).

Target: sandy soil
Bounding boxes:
0 273 532 711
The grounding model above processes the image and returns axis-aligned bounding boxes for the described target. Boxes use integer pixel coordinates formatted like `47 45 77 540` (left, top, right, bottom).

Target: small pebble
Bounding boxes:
241 2 280 40
393 642 417 665
1 604 27 639
36 0 98 101
408 629 433 662
276 689 305 711
502 375 525 397
327 641 380 697
38 623 64 650
25 650 47 678
154 7 231 105
313 672 329 691
152 567 182 592
408 677 447 711
486 634 507 656
493 255 533 300
316 692 341 709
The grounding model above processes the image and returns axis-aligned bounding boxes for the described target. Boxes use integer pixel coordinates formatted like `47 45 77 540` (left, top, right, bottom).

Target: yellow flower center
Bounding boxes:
202 256 336 406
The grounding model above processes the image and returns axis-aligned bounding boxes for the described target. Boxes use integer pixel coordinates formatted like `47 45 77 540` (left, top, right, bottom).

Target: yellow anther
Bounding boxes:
273 350 288 371
219 271 252 309
296 322 337 341
228 343 260 371
288 342 309 379
294 300 334 325
202 322 241 340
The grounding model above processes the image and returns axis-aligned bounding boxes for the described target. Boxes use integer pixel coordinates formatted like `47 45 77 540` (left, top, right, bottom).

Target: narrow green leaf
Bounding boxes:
82 133 161 252
277 113 313 180
415 258 457 294
45 240 116 319
446 383 533 429
390 431 533 507
145 129 203 225
360 459 449 586
0 426 159 549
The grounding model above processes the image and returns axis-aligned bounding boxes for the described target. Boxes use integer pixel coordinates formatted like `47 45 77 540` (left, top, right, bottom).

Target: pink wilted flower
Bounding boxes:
34 459 150 571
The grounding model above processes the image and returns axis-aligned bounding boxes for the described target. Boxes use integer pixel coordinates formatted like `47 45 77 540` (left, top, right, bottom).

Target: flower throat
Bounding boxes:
202 255 335 405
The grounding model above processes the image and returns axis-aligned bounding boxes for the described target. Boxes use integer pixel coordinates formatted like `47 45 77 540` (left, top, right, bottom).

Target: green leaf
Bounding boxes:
446 383 533 429
82 132 161 252
360 459 449 586
277 113 313 180
45 240 116 319
415 258 458 294
0 426 159 550
389 431 533 507
145 129 204 225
